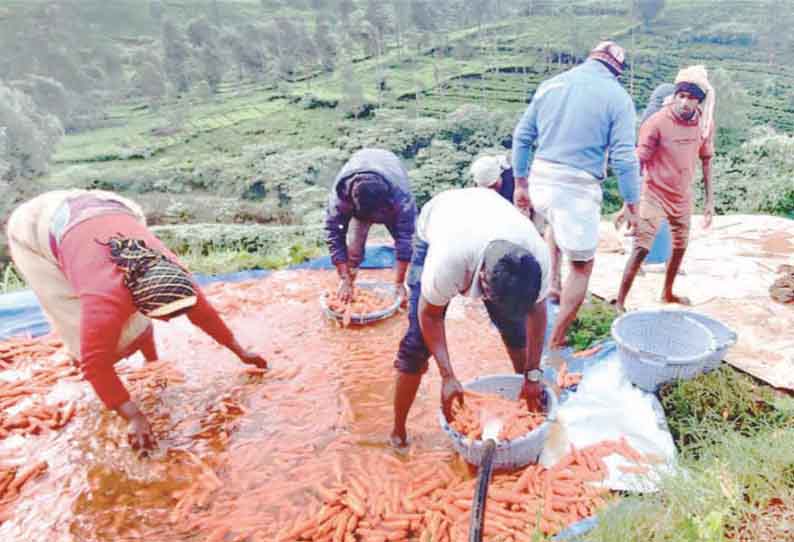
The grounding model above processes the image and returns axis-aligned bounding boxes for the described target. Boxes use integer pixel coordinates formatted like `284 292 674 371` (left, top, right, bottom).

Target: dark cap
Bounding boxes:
674 81 706 102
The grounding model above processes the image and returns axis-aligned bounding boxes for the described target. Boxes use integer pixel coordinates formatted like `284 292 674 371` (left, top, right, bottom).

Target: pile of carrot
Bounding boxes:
253 438 655 541
0 461 48 523
188 394 249 445
0 360 79 411
448 391 546 441
121 359 187 389
0 337 62 369
0 400 77 440
326 289 395 323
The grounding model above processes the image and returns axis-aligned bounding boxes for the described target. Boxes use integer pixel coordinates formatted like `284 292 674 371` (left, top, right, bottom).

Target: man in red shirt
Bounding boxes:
6 190 267 451
615 66 716 313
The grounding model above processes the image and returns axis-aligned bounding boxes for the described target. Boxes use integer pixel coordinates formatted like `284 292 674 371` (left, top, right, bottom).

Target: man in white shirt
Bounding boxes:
391 187 551 447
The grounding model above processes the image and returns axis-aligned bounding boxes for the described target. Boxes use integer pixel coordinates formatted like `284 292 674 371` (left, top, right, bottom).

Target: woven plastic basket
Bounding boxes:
320 281 401 326
611 310 717 392
678 311 738 371
438 374 558 470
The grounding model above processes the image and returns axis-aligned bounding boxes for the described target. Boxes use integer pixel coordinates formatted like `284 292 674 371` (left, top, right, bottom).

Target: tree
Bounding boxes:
200 40 226 94
634 0 665 29
96 44 125 90
410 0 437 53
710 68 752 135
390 0 412 58
265 18 309 83
149 0 163 21
759 0 794 67
162 20 192 94
187 17 215 48
314 21 338 72
210 0 221 24
339 0 355 28
224 25 269 82
338 61 365 118
365 0 393 44
132 61 167 107
16 75 73 129
0 81 64 181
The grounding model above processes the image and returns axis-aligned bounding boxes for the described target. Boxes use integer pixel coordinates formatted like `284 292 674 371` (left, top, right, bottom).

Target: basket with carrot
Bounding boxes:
439 374 558 470
321 281 401 327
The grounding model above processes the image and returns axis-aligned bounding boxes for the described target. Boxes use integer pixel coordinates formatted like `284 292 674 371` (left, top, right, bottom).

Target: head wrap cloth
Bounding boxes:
101 236 197 318
674 65 715 139
588 41 627 75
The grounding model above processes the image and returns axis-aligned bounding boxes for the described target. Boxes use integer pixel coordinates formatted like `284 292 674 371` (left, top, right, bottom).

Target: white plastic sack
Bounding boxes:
540 353 677 492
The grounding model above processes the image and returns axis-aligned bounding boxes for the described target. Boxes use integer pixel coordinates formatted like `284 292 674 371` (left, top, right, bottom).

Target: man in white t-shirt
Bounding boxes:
391 187 551 447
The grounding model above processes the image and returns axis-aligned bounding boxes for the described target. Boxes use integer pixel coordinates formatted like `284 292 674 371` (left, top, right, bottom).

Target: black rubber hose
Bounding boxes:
469 439 497 542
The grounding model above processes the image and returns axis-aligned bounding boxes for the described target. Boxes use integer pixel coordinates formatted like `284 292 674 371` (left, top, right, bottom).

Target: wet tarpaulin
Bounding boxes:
0 245 671 541
591 214 794 390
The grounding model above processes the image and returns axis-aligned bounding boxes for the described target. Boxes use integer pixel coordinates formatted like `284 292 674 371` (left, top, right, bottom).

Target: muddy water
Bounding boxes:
0 269 525 542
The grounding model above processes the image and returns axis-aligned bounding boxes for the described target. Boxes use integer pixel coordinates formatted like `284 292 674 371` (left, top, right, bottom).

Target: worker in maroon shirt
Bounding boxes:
6 190 267 451
614 66 716 312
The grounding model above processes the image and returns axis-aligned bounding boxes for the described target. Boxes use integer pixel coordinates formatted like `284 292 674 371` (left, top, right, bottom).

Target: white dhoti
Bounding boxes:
6 190 152 359
528 159 603 262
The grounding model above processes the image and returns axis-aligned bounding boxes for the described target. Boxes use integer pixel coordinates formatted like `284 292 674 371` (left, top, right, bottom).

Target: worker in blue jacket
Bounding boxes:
325 148 417 303
511 41 641 351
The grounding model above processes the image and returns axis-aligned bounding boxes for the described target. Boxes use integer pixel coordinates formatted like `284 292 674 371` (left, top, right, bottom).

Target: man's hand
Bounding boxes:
238 351 268 369
620 203 639 235
513 183 532 216
703 203 714 229
337 277 354 304
441 376 464 422
519 379 544 413
395 282 408 308
127 412 156 452
613 207 626 230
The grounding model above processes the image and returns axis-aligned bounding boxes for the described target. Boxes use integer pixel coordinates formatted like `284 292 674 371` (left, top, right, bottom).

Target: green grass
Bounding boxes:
660 366 794 454
0 263 26 295
586 369 794 542
566 296 619 351
167 242 324 276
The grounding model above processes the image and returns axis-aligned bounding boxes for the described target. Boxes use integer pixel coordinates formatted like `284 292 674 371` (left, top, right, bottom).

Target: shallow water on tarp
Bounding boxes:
1 269 537 542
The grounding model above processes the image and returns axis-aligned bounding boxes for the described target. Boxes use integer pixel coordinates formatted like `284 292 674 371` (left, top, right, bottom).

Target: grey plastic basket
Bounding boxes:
677 311 738 371
611 310 717 392
320 281 401 326
438 374 558 470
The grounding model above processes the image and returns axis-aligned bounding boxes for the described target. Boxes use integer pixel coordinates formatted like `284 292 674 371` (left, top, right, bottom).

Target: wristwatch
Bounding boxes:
525 369 543 383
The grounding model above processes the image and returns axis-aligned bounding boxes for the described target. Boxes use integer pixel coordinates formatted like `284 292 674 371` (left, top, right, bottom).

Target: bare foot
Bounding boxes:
389 431 408 450
661 293 691 305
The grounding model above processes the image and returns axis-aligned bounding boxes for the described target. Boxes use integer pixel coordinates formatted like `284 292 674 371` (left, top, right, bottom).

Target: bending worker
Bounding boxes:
325 148 417 303
6 190 267 451
391 187 550 447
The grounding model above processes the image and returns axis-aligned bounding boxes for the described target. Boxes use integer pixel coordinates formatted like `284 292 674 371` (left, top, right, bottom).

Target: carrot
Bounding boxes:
342 495 367 517
8 461 47 493
206 525 229 542
407 478 446 500
332 509 352 542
